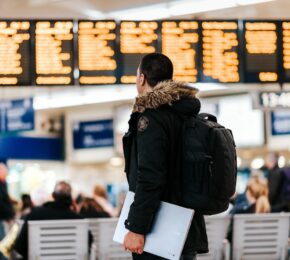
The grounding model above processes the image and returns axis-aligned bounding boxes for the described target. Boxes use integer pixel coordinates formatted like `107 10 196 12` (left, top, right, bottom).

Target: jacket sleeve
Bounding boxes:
125 110 168 234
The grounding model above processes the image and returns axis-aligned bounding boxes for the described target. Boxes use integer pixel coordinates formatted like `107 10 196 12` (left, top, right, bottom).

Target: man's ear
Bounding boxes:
140 73 146 86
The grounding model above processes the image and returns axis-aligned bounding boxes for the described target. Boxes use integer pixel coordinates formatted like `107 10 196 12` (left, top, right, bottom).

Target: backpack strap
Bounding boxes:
199 113 217 123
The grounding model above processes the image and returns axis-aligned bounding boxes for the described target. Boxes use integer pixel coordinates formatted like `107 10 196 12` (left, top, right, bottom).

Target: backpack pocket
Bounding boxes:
183 151 211 194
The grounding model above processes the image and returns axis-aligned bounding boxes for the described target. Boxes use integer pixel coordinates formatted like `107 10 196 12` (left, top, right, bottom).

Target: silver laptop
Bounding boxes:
113 191 194 260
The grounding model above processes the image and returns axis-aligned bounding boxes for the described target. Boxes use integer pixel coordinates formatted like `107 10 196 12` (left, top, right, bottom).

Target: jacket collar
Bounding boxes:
132 81 198 113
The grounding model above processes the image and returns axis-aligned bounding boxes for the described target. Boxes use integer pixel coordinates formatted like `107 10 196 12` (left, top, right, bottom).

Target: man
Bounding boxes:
0 164 14 240
265 153 286 212
14 181 91 260
123 53 208 260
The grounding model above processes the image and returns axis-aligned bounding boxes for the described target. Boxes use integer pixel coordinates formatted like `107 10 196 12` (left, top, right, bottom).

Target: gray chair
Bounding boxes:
88 218 132 260
197 215 231 260
28 219 89 260
232 213 290 260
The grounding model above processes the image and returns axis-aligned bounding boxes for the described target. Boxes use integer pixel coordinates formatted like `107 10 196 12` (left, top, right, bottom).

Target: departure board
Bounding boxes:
282 22 290 82
243 21 279 83
78 21 117 85
35 20 74 85
201 21 240 83
0 21 31 85
120 21 159 84
162 21 199 82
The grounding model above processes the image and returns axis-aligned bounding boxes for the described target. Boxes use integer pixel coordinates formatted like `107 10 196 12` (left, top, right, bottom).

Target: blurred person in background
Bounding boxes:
0 164 15 260
230 173 270 214
20 194 34 219
79 197 110 218
264 152 286 212
93 184 118 217
14 181 92 260
231 170 263 210
280 167 290 212
0 164 15 240
227 174 271 244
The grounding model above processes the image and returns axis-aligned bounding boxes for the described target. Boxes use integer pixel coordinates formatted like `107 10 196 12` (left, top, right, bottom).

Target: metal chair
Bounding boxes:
28 219 89 260
88 218 131 260
197 215 231 260
232 213 290 260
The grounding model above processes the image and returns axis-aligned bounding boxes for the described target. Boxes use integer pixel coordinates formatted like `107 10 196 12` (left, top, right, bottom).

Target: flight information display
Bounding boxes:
35 20 74 85
2 19 290 86
162 21 199 82
120 21 159 84
243 21 279 83
282 21 290 82
0 21 31 85
78 21 117 85
201 21 240 83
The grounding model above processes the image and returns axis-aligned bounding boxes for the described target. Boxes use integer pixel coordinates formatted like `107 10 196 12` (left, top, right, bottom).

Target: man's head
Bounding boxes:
136 53 173 94
265 152 279 170
52 181 72 203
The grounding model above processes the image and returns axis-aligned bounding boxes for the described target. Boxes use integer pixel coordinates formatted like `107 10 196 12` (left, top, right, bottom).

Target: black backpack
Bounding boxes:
180 113 237 215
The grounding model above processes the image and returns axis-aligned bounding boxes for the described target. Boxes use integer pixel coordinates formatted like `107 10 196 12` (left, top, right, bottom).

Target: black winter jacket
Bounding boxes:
123 81 208 254
0 181 14 221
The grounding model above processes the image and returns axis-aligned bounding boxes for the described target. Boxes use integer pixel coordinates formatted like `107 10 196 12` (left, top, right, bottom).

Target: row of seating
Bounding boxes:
27 213 290 260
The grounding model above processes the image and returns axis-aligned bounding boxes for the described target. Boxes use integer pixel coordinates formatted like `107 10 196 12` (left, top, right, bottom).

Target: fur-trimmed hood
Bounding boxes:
133 81 200 115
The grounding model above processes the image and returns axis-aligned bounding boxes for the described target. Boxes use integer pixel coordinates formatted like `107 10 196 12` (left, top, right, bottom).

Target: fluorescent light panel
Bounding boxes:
108 0 276 20
236 0 275 6
109 4 170 20
169 0 236 16
33 85 137 110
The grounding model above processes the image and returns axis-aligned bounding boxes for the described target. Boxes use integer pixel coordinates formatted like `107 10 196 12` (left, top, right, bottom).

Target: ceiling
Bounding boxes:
0 0 289 19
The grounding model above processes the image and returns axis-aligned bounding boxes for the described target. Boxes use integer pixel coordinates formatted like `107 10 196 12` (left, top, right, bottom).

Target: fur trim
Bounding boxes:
133 81 198 113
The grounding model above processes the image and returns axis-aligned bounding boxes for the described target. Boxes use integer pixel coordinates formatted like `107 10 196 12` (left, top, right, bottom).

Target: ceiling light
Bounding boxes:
194 83 228 92
169 0 237 16
278 156 286 168
33 85 137 110
236 0 275 6
110 157 124 167
237 157 242 168
83 9 105 19
251 157 265 170
109 4 170 20
108 0 276 21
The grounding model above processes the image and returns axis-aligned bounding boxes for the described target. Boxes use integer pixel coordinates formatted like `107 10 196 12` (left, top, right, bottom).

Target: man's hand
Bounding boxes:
123 231 145 254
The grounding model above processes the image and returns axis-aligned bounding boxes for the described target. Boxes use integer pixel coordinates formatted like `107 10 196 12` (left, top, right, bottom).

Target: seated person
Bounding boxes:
79 197 110 218
14 181 92 260
231 171 270 214
227 175 271 243
93 184 118 217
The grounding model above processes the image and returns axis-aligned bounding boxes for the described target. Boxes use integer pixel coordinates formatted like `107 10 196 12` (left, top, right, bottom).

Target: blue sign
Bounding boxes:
271 110 290 136
0 136 63 160
0 98 34 133
73 119 114 149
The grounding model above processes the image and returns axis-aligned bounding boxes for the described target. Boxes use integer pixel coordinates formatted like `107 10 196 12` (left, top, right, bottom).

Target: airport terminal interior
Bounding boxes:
0 0 290 259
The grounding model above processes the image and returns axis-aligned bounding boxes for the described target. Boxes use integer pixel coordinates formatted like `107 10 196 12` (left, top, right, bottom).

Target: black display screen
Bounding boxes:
200 20 240 83
78 20 118 85
0 21 32 86
35 20 74 85
243 21 279 83
119 21 159 84
161 20 199 83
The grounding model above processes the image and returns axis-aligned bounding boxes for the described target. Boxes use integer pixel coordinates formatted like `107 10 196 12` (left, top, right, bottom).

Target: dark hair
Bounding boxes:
139 53 173 87
80 197 105 213
52 181 72 206
21 194 33 211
